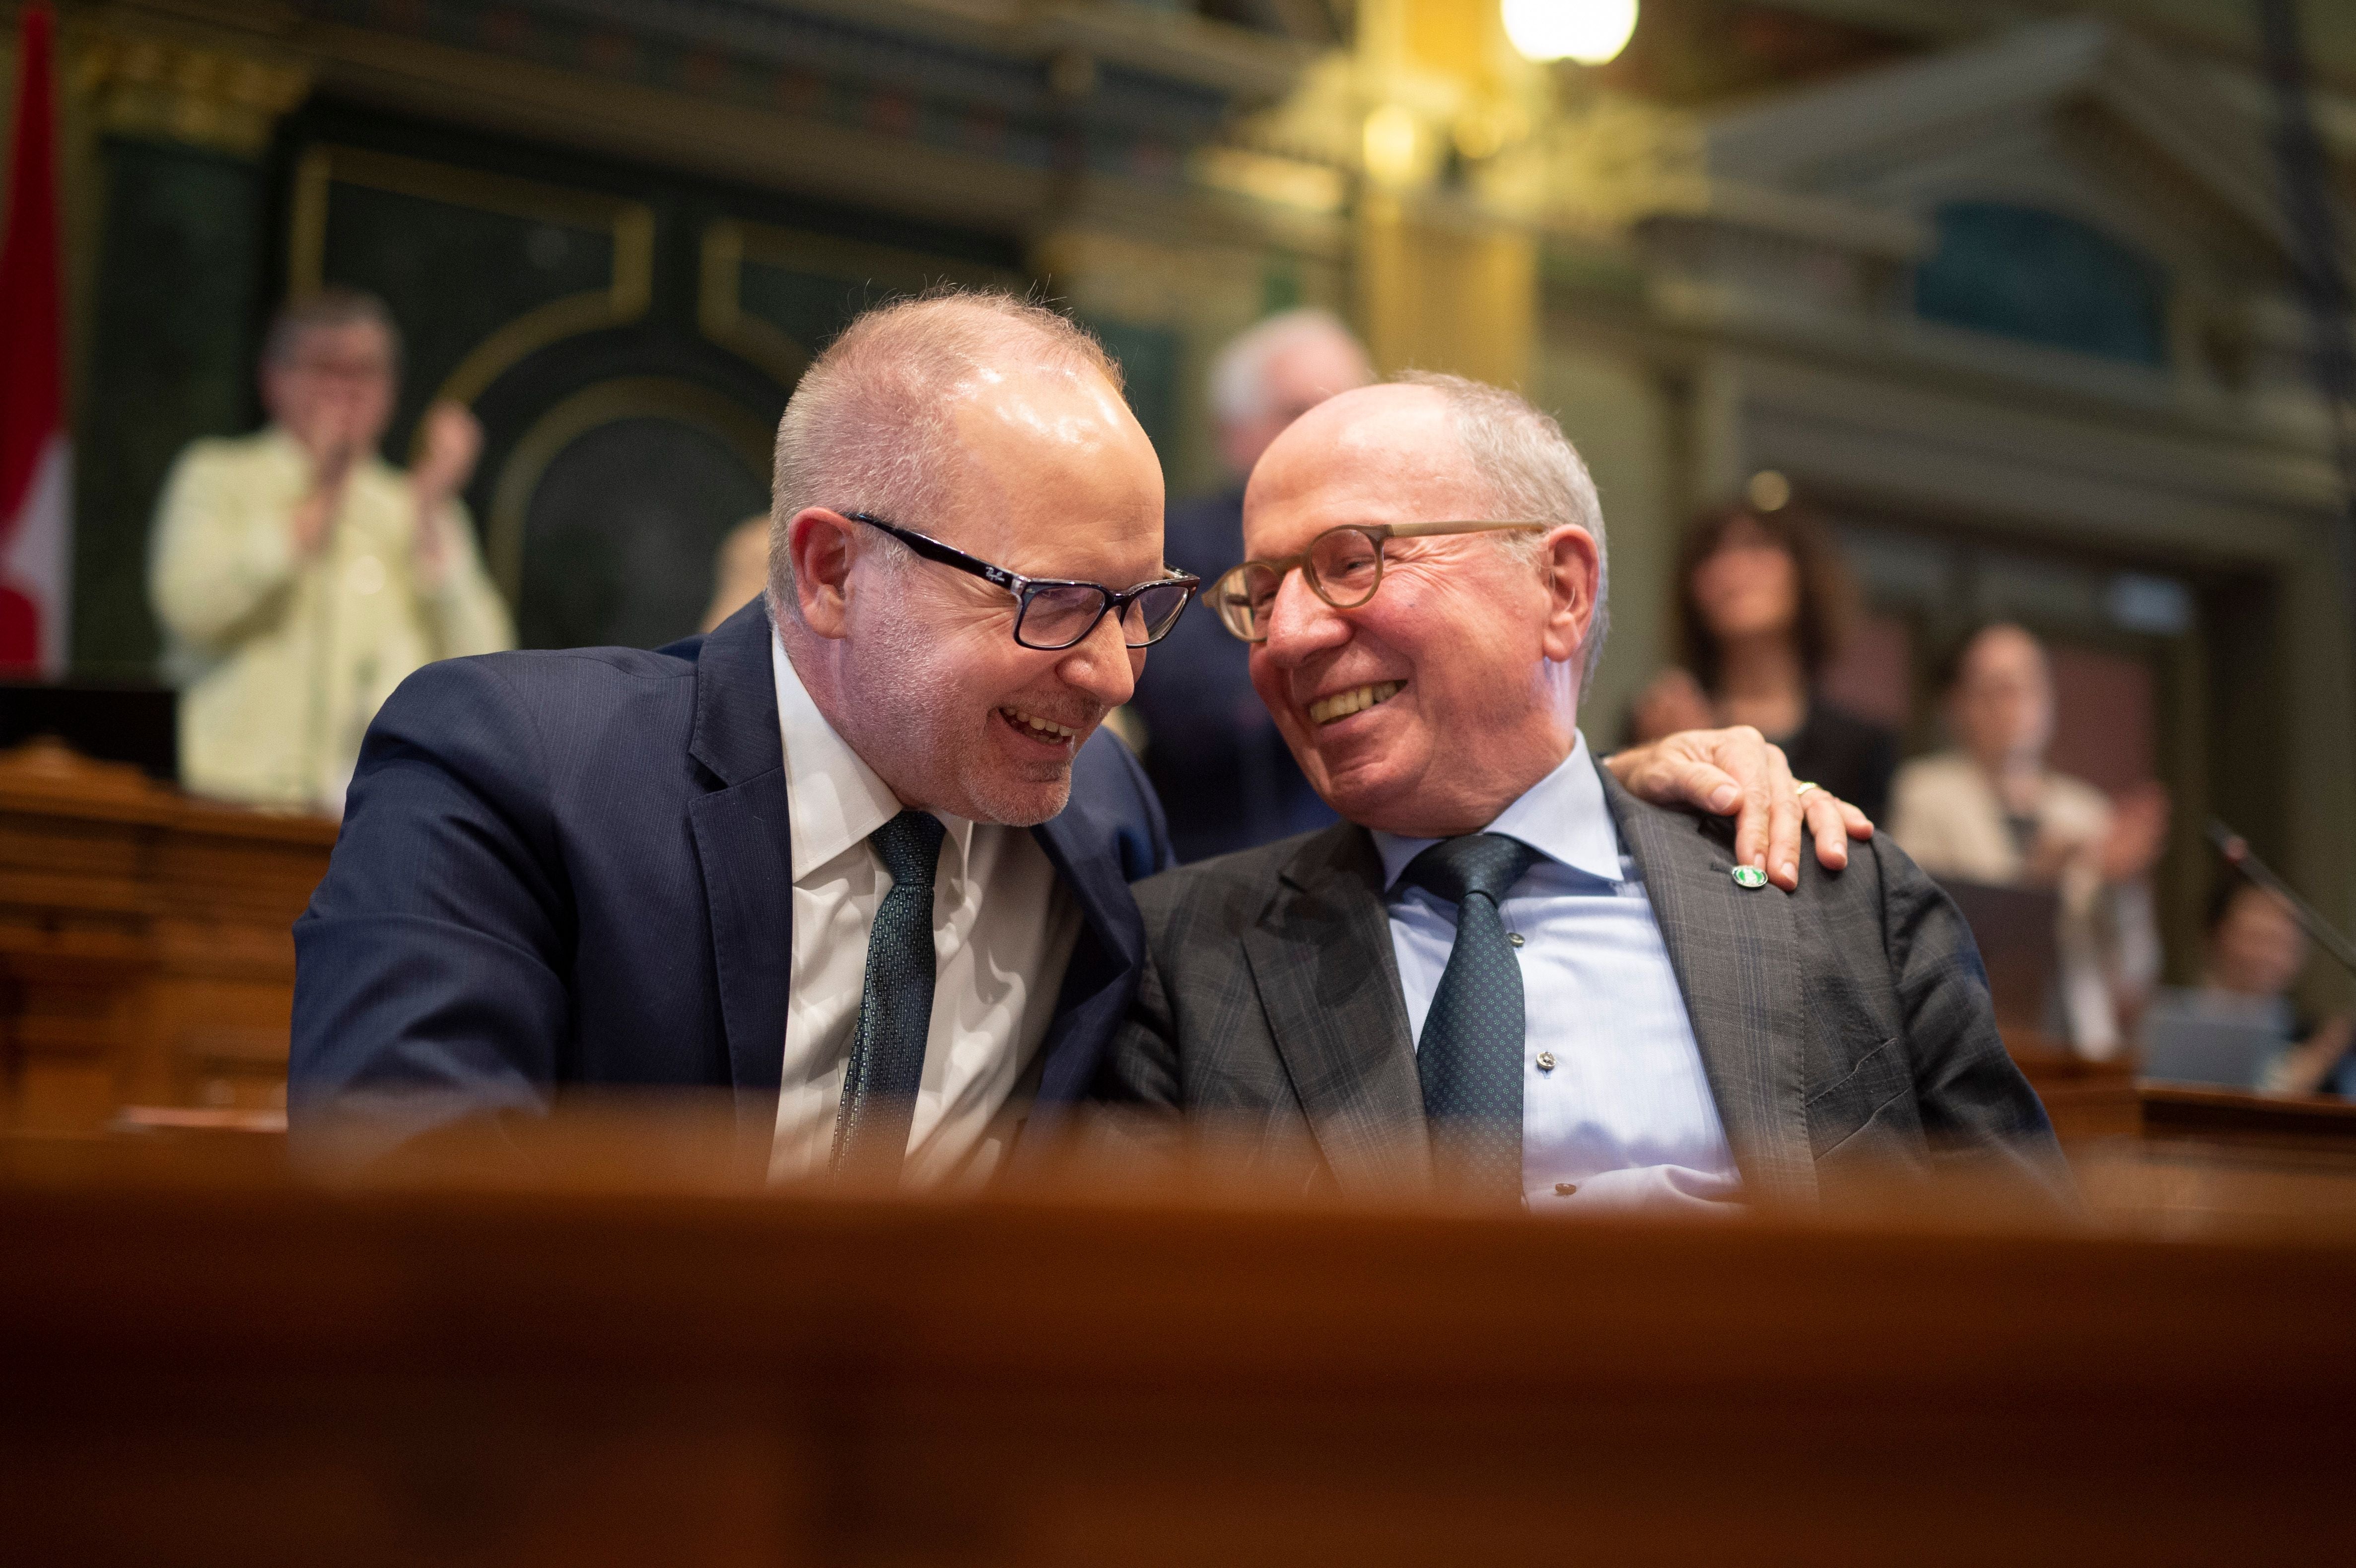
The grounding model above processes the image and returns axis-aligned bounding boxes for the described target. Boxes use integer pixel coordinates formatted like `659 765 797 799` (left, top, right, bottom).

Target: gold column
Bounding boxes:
1357 191 1536 389
1350 0 1539 391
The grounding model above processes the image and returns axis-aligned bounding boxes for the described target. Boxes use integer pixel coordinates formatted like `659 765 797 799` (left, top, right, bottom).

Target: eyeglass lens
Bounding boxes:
1018 581 1193 650
1122 582 1193 643
1223 529 1386 640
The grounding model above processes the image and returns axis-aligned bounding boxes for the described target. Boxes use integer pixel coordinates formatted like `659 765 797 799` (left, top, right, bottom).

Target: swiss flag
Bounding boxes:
0 2 69 675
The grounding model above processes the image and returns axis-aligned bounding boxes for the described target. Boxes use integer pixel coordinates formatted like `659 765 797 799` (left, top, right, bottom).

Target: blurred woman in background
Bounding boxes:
2200 876 2356 1096
1631 503 1898 823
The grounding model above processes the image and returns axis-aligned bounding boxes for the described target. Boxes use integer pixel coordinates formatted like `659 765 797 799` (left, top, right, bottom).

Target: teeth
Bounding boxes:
1308 681 1404 726
1001 706 1079 741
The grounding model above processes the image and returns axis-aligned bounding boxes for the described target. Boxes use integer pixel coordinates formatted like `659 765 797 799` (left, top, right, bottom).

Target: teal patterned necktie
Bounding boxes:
832 808 947 1177
1399 832 1543 1204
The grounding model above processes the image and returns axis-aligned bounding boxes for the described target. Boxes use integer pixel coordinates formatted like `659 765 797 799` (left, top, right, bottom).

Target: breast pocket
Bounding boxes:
1804 1036 1921 1161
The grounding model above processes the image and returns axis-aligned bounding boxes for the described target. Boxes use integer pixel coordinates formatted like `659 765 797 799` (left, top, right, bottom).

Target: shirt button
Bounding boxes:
1535 1051 1556 1072
1554 1182 1578 1197
1508 932 1525 948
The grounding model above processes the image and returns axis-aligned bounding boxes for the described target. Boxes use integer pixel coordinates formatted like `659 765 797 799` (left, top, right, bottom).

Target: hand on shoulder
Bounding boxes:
1605 725 1874 891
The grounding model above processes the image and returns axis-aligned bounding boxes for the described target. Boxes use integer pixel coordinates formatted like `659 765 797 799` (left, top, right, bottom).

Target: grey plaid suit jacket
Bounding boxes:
1098 756 2069 1207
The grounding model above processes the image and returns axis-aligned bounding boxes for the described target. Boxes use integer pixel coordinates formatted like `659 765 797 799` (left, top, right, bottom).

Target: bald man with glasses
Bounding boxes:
291 293 1857 1184
1103 373 2066 1214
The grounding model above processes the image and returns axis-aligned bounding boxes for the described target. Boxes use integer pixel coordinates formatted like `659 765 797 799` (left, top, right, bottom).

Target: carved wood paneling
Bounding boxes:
0 741 335 1130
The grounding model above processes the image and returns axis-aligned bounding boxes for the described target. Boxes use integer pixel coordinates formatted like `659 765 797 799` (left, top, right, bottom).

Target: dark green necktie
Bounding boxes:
832 808 947 1177
1399 832 1543 1204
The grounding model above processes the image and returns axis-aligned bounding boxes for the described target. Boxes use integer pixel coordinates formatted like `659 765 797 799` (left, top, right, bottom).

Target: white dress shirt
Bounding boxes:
768 633 1081 1186
1372 734 1743 1214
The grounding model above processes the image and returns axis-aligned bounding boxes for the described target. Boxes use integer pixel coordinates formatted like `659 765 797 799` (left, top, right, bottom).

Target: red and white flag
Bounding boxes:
0 2 69 675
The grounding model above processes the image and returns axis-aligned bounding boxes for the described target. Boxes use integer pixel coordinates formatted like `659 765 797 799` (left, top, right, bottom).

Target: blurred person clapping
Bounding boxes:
1630 503 1896 823
149 288 513 811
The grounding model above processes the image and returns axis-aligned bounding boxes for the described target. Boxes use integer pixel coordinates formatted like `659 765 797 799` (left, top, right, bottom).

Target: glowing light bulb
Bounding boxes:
1503 0 1639 66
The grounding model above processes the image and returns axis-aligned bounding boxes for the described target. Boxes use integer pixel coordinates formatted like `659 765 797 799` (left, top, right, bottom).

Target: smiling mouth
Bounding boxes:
998 705 1085 750
1308 681 1405 727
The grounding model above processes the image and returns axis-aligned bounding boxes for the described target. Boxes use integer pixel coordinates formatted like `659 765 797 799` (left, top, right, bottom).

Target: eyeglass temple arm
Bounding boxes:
1382 520 1552 539
855 513 1023 592
1214 522 1548 584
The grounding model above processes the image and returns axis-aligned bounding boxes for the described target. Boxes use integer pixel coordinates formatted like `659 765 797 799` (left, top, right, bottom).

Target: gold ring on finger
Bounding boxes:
1793 781 1821 799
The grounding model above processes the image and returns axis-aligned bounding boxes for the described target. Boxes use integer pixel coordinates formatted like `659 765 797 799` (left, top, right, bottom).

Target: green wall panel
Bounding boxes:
74 139 267 675
316 180 618 454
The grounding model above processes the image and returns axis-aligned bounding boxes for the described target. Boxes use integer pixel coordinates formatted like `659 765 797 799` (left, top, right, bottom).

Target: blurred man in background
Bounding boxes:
149 288 513 811
1888 622 2164 1058
1129 308 1372 861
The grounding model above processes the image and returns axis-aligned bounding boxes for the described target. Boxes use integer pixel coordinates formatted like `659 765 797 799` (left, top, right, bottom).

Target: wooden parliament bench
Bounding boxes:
3 1130 2355 1566
0 737 334 1132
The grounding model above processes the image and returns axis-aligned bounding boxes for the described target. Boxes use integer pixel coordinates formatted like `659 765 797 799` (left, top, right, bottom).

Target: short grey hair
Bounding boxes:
263 286 401 370
1209 307 1364 427
768 288 1123 619
1394 370 1609 688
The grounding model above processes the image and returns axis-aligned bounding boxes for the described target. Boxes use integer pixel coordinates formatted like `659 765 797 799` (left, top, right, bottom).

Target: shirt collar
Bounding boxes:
1371 731 1622 891
770 629 975 883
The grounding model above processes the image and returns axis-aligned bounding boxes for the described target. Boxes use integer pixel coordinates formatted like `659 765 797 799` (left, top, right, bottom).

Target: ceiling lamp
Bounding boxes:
1503 0 1639 66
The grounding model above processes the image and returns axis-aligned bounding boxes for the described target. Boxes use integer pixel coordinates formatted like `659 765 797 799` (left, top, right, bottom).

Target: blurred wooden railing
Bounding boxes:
0 737 334 1131
3 1125 2355 1566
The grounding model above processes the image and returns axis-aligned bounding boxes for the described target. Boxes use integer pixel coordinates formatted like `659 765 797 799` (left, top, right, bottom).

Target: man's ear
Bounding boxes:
788 507 858 640
1538 525 1600 666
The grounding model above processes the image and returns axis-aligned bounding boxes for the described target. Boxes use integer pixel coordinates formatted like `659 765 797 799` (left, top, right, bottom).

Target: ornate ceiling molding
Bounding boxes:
75 32 312 157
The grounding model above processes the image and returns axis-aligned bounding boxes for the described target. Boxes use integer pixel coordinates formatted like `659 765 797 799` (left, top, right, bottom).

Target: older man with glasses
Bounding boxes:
290 292 1856 1185
1103 373 2069 1214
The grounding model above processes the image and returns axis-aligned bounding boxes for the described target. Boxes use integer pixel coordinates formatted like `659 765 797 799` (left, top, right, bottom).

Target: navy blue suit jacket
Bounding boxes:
289 600 1173 1145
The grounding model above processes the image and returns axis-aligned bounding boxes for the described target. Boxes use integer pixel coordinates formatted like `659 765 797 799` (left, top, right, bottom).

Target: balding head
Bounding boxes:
1237 376 1606 836
769 291 1128 613
768 290 1167 825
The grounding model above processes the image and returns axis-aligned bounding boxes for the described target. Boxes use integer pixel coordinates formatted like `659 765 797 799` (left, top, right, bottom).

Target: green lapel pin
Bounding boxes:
1731 864 1768 889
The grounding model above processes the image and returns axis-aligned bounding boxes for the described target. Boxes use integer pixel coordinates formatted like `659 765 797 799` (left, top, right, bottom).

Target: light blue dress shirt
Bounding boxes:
1371 734 1743 1214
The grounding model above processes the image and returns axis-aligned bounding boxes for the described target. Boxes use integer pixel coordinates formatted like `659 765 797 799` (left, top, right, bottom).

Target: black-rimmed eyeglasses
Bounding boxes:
1208 521 1548 642
848 512 1200 651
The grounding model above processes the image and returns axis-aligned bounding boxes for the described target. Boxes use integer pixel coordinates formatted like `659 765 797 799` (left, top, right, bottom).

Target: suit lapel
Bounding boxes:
684 603 794 1129
1599 763 1816 1205
1242 824 1431 1196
